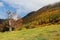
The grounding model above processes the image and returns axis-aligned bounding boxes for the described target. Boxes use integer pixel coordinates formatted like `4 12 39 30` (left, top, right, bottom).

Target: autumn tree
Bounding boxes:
7 10 17 31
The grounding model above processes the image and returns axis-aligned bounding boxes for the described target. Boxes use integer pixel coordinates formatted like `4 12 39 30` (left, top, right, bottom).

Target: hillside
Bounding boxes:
0 25 60 40
22 2 60 26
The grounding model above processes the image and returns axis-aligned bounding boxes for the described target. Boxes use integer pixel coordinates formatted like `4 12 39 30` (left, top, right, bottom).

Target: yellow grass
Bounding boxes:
0 25 60 40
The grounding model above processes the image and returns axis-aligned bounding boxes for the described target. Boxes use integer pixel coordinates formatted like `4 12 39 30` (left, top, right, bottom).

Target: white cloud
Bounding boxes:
2 0 60 10
0 2 4 7
2 0 60 17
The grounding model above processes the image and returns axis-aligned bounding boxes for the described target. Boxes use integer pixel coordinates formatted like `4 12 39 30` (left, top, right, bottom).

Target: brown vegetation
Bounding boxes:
22 2 60 28
0 18 23 32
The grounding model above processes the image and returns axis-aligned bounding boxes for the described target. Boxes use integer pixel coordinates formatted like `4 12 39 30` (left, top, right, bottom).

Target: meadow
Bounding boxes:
0 25 60 40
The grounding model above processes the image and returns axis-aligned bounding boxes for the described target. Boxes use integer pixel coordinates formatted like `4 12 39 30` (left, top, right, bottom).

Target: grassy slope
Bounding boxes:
0 25 60 40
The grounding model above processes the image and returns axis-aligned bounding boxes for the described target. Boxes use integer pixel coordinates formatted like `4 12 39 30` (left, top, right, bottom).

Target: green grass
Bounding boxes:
0 25 60 40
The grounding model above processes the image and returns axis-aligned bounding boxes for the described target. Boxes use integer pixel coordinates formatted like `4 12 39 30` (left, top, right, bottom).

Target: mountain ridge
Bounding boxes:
22 2 60 26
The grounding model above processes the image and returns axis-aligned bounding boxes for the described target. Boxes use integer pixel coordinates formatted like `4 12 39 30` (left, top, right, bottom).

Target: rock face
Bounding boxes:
22 2 60 25
0 17 23 32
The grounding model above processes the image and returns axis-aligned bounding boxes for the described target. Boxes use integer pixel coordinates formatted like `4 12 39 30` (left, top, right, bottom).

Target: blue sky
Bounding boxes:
0 0 60 19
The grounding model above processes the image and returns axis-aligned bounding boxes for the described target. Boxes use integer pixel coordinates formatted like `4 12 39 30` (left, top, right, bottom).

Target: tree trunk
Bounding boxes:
9 27 12 31
9 20 12 31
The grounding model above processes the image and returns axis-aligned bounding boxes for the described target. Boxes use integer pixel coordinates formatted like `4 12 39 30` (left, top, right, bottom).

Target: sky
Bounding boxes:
0 0 60 19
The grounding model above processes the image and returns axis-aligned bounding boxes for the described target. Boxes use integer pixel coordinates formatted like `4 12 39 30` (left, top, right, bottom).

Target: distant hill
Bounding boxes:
22 2 60 26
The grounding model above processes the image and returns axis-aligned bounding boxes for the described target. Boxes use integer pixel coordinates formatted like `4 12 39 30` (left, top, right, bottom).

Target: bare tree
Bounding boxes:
7 10 16 31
